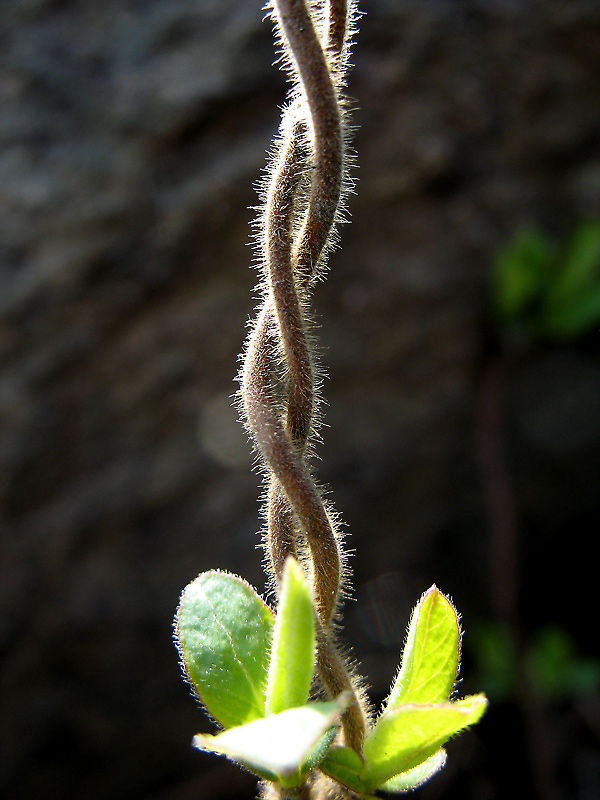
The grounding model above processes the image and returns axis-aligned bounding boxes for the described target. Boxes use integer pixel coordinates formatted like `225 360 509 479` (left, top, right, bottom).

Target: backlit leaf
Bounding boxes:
175 571 274 729
266 557 316 715
362 695 488 791
384 586 460 710
193 697 349 785
378 749 447 793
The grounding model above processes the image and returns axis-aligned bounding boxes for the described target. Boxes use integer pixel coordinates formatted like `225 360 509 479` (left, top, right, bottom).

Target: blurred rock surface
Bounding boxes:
1 1 599 798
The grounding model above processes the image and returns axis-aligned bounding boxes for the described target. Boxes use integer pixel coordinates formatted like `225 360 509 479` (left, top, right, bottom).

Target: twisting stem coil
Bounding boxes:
239 0 367 766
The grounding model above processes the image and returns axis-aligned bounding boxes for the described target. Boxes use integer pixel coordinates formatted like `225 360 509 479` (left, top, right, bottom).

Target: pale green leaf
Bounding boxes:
193 697 349 784
299 727 338 774
362 695 488 791
266 557 316 715
319 745 367 795
385 586 460 711
379 749 447 793
175 571 274 729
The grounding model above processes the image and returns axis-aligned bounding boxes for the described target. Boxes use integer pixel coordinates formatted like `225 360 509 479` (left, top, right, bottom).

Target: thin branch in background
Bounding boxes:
475 356 519 630
475 354 556 800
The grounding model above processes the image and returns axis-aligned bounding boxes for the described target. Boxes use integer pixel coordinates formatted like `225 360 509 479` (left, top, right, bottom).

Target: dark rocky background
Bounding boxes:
1 1 599 798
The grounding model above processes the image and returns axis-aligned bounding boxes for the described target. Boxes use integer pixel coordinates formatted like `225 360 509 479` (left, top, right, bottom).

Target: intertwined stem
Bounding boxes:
240 0 367 771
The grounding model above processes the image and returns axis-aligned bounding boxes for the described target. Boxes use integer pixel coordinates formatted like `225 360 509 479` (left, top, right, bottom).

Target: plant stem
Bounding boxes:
240 0 368 769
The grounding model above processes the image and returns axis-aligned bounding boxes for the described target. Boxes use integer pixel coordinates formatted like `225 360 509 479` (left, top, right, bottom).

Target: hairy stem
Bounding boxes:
278 0 344 282
315 620 368 753
253 1 352 600
265 114 315 451
243 326 341 622
240 0 367 766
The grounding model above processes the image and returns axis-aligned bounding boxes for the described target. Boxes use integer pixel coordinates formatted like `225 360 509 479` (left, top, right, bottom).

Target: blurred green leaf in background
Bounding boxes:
492 220 600 342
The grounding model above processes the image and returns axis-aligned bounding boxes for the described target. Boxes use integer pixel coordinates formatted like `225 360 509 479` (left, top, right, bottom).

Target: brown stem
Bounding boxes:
243 317 340 623
244 110 312 588
260 778 312 800
241 0 367 765
475 357 518 628
261 0 351 592
242 120 341 619
276 0 344 283
315 620 368 753
322 0 349 67
245 0 348 616
264 116 315 450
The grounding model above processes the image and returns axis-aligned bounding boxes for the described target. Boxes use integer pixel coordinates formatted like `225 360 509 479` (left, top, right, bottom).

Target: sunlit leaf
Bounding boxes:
378 748 447 793
266 557 316 715
362 695 488 791
193 697 349 785
384 586 460 711
175 571 274 729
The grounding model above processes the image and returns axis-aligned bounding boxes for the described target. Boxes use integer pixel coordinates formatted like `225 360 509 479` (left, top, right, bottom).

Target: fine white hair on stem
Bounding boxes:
239 0 368 773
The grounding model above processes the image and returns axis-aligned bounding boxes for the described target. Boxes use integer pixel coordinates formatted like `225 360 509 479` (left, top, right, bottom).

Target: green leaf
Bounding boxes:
525 626 600 699
379 749 447 793
300 727 339 774
266 557 316 715
491 228 553 323
361 695 488 791
193 697 349 785
384 586 460 711
319 745 447 796
548 220 600 304
540 283 600 339
175 571 274 729
526 626 575 698
472 621 516 701
319 745 367 795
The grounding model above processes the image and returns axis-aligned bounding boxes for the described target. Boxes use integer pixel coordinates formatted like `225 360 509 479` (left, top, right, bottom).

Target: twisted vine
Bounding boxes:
171 5 485 798
239 0 368 771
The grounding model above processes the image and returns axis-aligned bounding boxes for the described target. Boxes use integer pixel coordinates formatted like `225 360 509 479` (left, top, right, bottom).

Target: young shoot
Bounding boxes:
174 2 487 798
